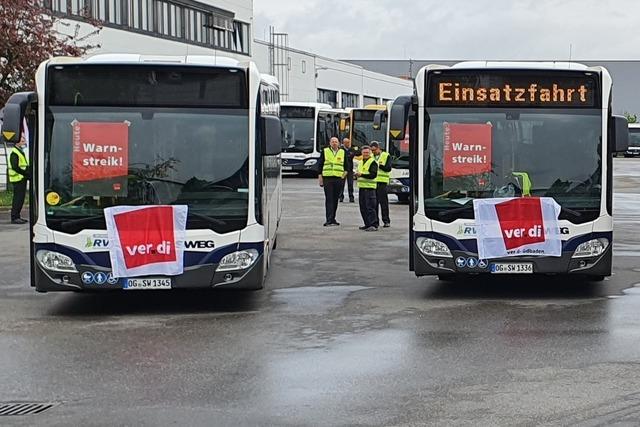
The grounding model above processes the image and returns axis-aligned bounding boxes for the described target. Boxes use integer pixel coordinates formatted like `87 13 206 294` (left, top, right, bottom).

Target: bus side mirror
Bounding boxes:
1 104 24 144
372 110 385 130
389 96 413 141
261 116 282 156
611 115 629 153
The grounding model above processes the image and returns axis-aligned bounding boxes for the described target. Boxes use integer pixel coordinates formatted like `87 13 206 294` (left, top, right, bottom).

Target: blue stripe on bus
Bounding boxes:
33 242 264 269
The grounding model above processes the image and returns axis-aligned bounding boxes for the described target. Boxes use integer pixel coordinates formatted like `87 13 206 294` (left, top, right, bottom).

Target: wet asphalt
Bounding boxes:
2 160 640 426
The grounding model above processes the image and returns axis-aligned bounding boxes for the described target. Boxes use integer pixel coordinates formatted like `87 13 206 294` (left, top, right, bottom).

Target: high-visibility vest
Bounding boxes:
322 147 345 177
357 157 377 189
374 151 391 184
8 147 28 183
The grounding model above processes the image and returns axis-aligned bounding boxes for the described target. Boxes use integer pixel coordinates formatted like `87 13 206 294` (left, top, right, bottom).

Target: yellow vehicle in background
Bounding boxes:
345 104 390 152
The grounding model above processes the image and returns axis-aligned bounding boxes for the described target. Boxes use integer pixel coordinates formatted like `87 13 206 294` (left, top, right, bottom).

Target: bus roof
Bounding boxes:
48 54 249 69
281 102 333 109
450 61 591 71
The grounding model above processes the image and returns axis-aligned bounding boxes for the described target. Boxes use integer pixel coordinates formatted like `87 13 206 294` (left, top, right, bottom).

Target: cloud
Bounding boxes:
254 0 640 60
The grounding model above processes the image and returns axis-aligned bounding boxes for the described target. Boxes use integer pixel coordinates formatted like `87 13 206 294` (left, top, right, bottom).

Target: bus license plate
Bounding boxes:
124 278 172 290
491 263 533 274
282 166 293 171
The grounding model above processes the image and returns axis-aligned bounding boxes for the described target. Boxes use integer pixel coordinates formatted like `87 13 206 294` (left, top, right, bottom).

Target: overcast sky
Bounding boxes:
254 0 638 60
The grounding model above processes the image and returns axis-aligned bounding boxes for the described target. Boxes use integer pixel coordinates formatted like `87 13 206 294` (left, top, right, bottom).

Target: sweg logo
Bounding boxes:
185 240 215 249
125 241 173 256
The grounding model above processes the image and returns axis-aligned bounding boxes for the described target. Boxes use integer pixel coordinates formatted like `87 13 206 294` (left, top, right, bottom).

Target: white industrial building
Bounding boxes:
49 0 413 107
1 0 413 190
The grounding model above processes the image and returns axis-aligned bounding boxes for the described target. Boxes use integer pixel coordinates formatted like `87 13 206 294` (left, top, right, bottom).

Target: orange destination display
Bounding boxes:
428 71 599 108
72 121 129 197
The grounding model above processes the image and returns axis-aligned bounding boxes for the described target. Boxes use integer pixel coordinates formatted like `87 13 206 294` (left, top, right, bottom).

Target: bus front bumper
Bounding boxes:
387 178 410 197
282 158 319 174
412 235 613 278
33 255 265 292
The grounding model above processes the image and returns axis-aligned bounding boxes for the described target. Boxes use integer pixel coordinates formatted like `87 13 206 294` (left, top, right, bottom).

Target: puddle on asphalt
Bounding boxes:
272 285 370 314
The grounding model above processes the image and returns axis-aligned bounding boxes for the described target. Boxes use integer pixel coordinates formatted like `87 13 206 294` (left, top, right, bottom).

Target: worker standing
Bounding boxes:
8 133 30 224
318 137 348 226
371 141 392 228
338 138 356 203
356 146 379 232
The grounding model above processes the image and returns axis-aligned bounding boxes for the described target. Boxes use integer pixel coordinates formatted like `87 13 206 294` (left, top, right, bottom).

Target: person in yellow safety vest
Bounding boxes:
371 141 392 228
8 133 31 224
318 137 349 226
356 146 379 232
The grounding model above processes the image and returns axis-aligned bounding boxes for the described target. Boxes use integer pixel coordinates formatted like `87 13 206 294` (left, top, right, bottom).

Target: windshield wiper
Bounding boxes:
57 215 105 229
560 206 583 218
188 212 227 227
437 202 584 221
438 204 474 219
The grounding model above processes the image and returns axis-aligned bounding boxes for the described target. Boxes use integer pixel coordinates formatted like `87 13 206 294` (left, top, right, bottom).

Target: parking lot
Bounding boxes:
2 160 640 425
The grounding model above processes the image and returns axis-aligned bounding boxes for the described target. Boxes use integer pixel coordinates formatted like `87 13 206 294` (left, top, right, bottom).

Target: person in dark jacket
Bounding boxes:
317 137 349 226
8 133 30 224
338 138 357 203
356 146 379 231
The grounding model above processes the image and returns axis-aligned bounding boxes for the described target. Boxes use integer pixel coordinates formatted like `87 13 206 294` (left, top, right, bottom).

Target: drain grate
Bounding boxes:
0 402 58 416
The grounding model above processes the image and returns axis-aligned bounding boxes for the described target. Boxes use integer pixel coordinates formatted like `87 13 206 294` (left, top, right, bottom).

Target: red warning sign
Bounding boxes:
443 123 492 178
72 121 129 183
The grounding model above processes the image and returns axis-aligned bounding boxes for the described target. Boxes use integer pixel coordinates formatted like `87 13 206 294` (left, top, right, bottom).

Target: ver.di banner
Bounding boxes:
105 205 188 278
473 197 562 259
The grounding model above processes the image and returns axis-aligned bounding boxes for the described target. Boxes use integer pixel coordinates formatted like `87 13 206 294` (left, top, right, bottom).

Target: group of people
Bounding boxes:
318 137 391 232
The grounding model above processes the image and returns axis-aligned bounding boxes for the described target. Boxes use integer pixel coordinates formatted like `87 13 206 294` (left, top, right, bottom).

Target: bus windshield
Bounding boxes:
629 128 640 147
44 65 250 234
281 107 315 153
423 109 602 223
352 110 386 149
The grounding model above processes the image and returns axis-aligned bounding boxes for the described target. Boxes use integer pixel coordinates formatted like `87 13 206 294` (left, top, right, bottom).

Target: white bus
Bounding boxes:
280 102 342 176
1 54 283 292
626 123 640 157
389 62 628 280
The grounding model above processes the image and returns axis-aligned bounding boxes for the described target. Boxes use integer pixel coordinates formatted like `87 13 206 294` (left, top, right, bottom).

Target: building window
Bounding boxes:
342 92 359 108
363 96 379 106
47 0 251 56
318 89 338 108
301 60 306 74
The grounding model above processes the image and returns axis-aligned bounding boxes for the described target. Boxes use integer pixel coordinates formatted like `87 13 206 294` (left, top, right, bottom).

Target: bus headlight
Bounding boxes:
217 249 260 272
572 238 609 258
416 237 452 258
304 159 318 166
36 250 78 273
